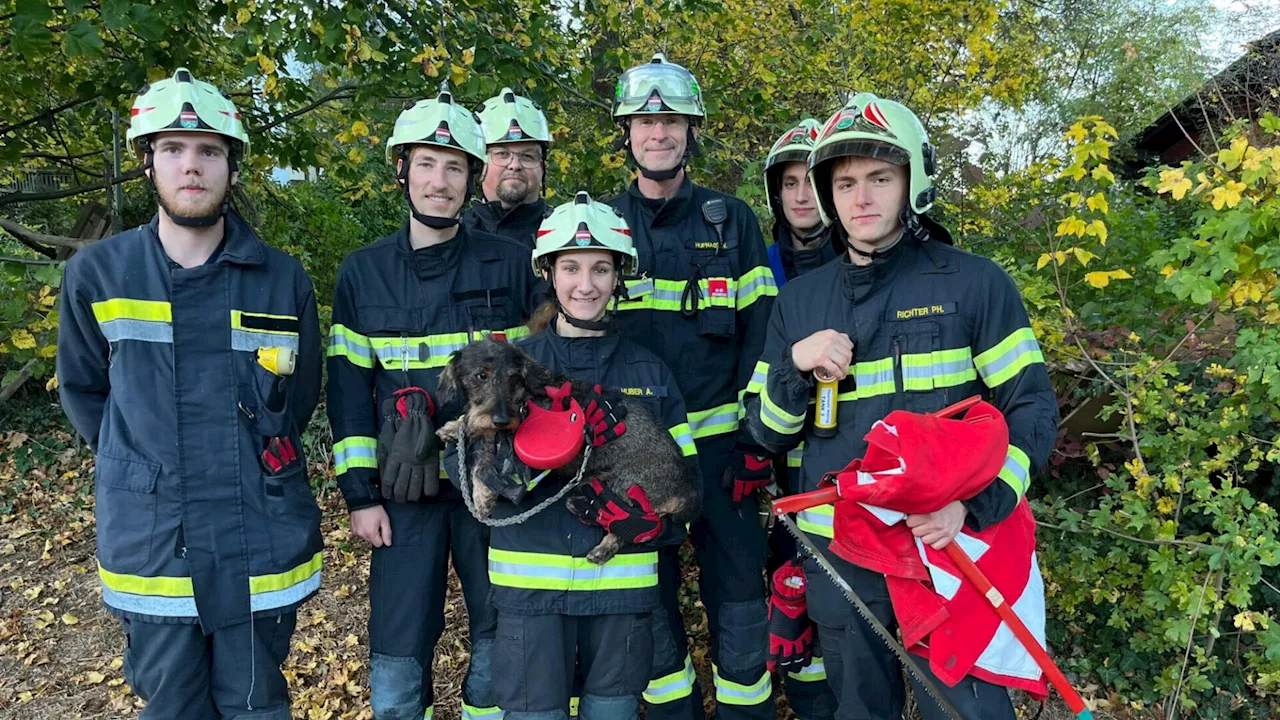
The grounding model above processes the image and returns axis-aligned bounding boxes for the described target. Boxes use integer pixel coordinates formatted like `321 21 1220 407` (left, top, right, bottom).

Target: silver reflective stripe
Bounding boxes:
978 336 1041 380
99 319 173 344
100 568 321 618
232 330 300 352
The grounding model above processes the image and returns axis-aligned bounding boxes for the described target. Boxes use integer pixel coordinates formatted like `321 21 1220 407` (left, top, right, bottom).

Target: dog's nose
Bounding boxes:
490 411 510 426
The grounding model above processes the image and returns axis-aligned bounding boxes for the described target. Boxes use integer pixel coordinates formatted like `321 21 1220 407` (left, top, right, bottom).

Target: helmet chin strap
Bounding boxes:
404 189 461 229
398 150 479 230
790 221 827 244
847 205 914 261
145 156 231 228
552 274 628 332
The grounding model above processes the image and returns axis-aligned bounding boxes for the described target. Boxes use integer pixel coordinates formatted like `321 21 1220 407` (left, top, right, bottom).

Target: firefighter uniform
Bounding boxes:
327 223 538 720
744 225 1058 719
462 198 550 248
462 323 702 719
609 176 778 720
57 212 324 720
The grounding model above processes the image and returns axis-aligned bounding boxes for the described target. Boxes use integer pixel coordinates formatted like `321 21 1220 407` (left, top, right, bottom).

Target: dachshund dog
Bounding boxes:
435 338 700 564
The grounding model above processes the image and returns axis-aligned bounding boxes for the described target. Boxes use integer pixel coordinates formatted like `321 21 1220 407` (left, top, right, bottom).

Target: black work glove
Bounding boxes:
722 442 774 505
376 387 440 502
582 384 628 448
567 478 665 544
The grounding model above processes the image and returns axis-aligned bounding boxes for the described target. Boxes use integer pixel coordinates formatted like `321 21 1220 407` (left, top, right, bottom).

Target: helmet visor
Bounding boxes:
811 139 910 171
616 64 699 109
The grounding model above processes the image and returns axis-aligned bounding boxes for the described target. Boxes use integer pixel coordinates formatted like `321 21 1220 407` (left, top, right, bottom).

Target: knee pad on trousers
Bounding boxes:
579 694 638 720
715 599 768 676
370 653 425 720
224 707 292 720
464 637 497 710
648 609 683 675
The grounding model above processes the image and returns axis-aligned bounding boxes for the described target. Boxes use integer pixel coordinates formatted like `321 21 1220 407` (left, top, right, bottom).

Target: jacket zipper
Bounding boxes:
893 336 903 394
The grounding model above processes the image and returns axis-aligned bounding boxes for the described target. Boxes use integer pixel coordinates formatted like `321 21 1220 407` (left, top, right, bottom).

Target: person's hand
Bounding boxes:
791 330 854 380
351 505 393 547
905 500 967 550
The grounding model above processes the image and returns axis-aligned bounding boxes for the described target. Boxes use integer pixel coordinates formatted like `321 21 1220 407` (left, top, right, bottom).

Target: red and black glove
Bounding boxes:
567 478 664 544
376 387 440 503
583 384 628 448
767 558 815 674
722 443 774 505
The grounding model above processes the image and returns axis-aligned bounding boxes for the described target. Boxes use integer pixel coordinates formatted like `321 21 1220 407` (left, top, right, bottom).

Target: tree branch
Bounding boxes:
0 360 38 405
253 85 358 134
0 166 143 208
0 255 61 265
0 95 101 137
11 232 58 258
0 216 94 250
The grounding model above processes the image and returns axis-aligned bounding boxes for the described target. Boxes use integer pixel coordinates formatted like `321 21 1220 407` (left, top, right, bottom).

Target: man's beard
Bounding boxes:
496 176 534 206
156 179 229 222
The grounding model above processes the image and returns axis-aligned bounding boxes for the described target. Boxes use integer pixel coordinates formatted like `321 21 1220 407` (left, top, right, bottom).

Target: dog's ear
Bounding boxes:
436 351 463 407
518 349 556 396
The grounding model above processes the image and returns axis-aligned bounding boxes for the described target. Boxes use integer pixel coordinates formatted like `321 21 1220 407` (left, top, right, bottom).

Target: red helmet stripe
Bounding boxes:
131 106 155 117
864 103 890 129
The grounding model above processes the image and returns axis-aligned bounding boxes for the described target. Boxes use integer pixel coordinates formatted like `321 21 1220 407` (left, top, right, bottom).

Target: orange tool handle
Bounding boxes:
770 395 983 517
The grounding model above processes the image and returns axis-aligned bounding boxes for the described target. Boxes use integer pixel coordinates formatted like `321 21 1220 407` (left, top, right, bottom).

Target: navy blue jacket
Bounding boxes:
461 198 549 249
744 227 1057 627
481 322 701 616
326 224 538 511
57 213 323 631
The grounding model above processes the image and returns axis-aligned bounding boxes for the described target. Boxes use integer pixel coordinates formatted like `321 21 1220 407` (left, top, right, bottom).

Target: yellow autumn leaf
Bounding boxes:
36 344 56 358
350 120 369 137
1064 163 1087 181
1208 181 1246 210
1084 269 1132 288
1219 136 1249 170
1072 247 1097 266
257 55 277 76
45 374 58 392
86 671 106 684
10 329 36 350
1055 215 1087 238
1091 164 1116 185
1060 192 1083 207
1092 120 1119 139
1086 192 1109 214
1085 219 1108 245
462 47 475 66
263 75 277 95
450 63 469 86
1157 168 1192 200
236 7 252 25
1064 122 1088 144
1036 253 1053 270
62 613 79 625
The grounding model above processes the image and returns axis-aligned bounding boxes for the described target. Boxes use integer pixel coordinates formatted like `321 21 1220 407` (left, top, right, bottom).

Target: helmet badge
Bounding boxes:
645 92 663 112
179 110 199 129
507 120 524 140
574 227 593 246
435 125 452 144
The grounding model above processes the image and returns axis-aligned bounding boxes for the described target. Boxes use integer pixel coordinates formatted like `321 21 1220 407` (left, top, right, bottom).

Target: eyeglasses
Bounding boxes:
488 148 543 169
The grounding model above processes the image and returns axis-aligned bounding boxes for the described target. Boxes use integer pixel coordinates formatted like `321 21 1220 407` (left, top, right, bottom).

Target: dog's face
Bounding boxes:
437 339 543 433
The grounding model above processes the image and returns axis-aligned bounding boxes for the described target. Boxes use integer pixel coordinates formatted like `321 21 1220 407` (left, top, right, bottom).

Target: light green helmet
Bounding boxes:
613 53 705 120
387 89 487 165
763 118 822 218
808 93 938 227
126 68 249 159
532 191 638 276
477 88 551 147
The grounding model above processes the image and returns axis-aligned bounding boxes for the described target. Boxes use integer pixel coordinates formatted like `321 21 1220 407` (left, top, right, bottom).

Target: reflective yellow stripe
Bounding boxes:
788 656 827 682
900 347 977 391
487 548 658 591
643 654 696 704
230 310 299 334
669 423 697 457
712 664 772 705
460 701 504 719
688 401 740 439
974 327 1044 388
786 443 804 468
91 298 171 323
998 444 1032 500
746 360 768 395
98 551 323 617
760 383 805 436
797 504 834 538
327 324 375 368
617 276 736 312
424 706 434 719
334 436 377 475
736 265 778 310
368 332 468 370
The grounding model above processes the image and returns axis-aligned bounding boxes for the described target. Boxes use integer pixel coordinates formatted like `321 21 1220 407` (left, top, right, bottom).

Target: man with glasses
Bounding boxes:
463 88 552 247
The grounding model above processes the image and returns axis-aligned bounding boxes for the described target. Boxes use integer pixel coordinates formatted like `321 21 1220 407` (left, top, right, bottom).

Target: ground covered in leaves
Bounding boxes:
0 423 1085 720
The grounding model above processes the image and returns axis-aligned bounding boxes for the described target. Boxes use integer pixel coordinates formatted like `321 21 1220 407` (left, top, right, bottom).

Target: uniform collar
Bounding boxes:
625 174 694 226
147 210 266 267
481 198 548 228
395 221 465 279
544 317 622 368
773 221 835 264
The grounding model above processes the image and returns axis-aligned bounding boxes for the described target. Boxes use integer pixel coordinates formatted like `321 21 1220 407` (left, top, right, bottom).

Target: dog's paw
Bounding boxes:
473 483 497 519
437 419 463 443
586 534 623 565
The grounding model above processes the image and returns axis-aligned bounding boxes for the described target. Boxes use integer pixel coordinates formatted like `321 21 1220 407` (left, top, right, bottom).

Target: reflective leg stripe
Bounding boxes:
328 324 374 368
711 664 772 706
900 347 976 391
787 656 827 682
736 265 779 310
797 504 834 538
334 436 378 476
746 360 769 395
668 423 697 457
688 401 741 439
460 702 504 719
98 551 323 618
230 310 300 352
424 706 434 719
998 444 1032 500
974 327 1044 388
760 384 805 436
569 697 579 717
488 548 658 591
643 654 696 704
92 298 173 344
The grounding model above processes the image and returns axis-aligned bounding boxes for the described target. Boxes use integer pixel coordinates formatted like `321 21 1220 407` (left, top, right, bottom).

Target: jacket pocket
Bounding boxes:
237 358 294 440
695 257 737 339
95 453 160 574
892 320 946 414
263 463 322 567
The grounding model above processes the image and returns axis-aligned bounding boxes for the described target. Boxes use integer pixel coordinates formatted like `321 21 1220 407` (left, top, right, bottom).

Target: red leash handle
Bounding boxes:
771 395 982 517
943 545 1091 717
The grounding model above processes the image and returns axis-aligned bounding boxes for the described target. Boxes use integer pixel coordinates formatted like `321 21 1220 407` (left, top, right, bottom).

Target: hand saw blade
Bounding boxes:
777 513 963 720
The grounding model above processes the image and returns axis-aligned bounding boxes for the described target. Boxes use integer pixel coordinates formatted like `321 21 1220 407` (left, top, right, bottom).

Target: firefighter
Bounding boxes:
326 88 539 720
743 93 1058 719
463 87 553 246
57 67 323 719
607 53 779 720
